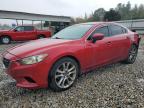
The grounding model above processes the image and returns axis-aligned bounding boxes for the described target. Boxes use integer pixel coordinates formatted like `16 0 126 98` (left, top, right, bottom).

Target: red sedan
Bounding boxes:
2 22 141 91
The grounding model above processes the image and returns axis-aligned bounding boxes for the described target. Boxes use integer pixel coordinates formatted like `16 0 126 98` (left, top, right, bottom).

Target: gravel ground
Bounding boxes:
0 41 144 108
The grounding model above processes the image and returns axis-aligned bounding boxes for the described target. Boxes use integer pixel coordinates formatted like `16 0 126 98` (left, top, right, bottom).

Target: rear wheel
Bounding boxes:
38 35 45 39
49 57 79 92
122 44 138 64
1 36 11 44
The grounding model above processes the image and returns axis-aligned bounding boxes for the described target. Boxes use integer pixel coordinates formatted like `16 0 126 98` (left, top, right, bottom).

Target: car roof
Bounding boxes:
78 22 128 29
80 22 117 26
17 25 34 27
75 22 130 32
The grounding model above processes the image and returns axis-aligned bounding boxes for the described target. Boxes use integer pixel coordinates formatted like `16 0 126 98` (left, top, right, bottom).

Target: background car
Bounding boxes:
0 25 51 44
2 22 141 91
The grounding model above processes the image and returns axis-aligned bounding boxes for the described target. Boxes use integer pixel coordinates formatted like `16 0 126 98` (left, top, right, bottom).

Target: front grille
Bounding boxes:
3 58 10 68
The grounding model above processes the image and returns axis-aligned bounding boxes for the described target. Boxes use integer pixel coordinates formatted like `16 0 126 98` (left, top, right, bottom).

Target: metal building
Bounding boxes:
0 10 71 33
115 19 144 34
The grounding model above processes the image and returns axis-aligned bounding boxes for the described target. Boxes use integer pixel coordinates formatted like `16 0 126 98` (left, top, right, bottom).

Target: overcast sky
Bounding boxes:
0 0 144 17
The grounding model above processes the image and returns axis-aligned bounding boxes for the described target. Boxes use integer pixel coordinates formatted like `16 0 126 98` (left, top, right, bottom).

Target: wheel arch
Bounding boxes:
48 54 81 86
62 55 81 72
131 42 139 48
51 54 81 73
0 35 12 44
0 35 12 40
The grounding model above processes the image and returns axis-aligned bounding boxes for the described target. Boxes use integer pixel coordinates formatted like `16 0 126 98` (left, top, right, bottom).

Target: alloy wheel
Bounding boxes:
128 45 138 62
2 37 10 44
55 62 77 89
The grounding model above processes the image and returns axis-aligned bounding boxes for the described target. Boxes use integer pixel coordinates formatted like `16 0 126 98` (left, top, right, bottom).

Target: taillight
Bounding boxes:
134 33 141 45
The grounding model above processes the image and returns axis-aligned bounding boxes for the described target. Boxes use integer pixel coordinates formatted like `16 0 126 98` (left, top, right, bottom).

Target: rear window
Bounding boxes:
24 26 34 31
93 26 109 37
109 25 123 36
121 27 128 33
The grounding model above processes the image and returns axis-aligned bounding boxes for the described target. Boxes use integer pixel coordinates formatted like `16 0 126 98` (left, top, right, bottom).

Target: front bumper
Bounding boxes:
2 52 51 89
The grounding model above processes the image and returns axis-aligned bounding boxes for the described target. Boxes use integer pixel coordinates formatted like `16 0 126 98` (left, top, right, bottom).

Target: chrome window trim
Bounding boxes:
85 24 109 41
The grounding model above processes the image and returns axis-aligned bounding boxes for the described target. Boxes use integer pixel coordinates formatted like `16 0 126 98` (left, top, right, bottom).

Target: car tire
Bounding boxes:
38 35 45 39
49 57 79 92
0 36 11 44
122 44 138 64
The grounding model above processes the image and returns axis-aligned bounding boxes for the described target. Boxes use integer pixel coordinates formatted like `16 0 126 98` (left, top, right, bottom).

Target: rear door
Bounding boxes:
108 24 130 60
24 26 36 40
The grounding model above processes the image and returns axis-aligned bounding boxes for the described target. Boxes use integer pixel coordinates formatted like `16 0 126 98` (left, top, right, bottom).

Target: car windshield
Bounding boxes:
52 24 93 40
9 27 16 31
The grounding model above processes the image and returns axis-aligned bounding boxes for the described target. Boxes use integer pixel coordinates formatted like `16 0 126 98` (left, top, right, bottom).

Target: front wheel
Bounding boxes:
49 57 79 91
1 36 11 44
122 44 138 64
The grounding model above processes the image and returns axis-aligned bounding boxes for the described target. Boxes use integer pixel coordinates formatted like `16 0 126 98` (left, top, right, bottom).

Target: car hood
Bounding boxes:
0 30 9 32
7 38 74 58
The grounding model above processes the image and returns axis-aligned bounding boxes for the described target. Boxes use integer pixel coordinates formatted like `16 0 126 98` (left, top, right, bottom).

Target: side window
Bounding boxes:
15 26 24 32
109 25 123 36
24 26 34 31
121 27 128 34
93 26 109 37
88 26 109 40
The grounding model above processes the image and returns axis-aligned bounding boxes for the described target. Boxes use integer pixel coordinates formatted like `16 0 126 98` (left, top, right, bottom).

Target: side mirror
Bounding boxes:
92 33 104 43
14 29 18 32
131 29 136 32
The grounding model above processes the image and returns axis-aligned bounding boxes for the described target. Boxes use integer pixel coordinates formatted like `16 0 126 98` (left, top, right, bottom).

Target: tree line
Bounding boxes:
72 2 144 23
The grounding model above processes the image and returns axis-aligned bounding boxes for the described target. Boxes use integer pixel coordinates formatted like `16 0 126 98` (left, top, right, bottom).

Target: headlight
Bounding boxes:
20 54 48 65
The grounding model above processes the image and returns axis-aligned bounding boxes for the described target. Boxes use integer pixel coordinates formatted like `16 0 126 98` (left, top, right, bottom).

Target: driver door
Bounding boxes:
12 26 26 41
